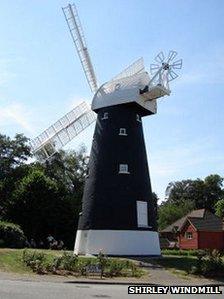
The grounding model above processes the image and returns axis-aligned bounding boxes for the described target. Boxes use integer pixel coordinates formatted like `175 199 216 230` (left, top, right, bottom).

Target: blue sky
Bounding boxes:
0 0 223 201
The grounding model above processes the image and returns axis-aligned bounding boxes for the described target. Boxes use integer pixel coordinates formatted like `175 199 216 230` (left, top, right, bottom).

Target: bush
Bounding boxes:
191 249 224 277
22 249 144 278
0 221 27 248
22 249 47 274
51 251 78 272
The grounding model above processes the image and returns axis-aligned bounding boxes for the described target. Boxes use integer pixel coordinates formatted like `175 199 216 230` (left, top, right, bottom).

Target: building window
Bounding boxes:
136 114 141 122
102 112 108 120
119 128 127 136
185 232 193 239
119 164 129 174
137 201 148 227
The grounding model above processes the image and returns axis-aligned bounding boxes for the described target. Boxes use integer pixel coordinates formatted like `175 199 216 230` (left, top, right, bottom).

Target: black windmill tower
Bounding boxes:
31 3 183 256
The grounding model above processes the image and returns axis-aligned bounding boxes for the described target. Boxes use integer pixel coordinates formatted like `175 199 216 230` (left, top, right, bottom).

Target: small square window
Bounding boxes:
102 112 108 120
119 128 127 136
136 114 141 122
119 164 130 174
185 232 193 239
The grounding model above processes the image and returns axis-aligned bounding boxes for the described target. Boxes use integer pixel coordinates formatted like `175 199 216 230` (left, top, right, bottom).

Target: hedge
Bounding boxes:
0 221 27 248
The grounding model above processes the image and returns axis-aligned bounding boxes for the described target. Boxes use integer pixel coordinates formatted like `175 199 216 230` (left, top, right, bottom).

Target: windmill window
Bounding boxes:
136 114 141 122
185 232 193 239
119 164 129 174
119 128 127 136
102 112 108 120
137 201 148 227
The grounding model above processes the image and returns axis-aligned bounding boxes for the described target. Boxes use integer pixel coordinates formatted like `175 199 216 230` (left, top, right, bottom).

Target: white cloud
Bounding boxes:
0 102 33 133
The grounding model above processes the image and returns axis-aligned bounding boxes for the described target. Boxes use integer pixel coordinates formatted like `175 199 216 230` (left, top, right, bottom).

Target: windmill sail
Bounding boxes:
62 4 98 93
30 102 96 161
110 57 145 82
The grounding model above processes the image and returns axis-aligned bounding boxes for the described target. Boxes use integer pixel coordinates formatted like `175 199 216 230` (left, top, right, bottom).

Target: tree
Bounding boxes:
0 134 32 218
158 200 194 230
8 170 75 248
44 146 88 194
165 174 224 213
0 133 88 248
43 147 88 231
0 133 31 179
215 199 224 219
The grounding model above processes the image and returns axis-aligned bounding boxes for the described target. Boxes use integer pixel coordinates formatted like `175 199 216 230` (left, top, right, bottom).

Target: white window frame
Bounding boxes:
119 128 127 136
102 112 108 120
119 164 130 174
136 114 141 122
137 201 148 227
185 232 193 240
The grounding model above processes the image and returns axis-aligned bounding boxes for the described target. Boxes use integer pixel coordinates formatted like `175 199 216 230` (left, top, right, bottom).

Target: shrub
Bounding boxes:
97 251 108 278
191 249 224 277
106 259 124 277
0 239 5 248
22 249 144 278
51 251 78 272
0 221 27 248
22 249 47 274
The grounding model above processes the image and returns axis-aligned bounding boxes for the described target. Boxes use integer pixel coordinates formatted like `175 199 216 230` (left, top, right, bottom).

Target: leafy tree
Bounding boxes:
158 200 194 230
202 175 224 211
43 147 88 230
0 133 88 248
215 199 224 219
8 169 75 248
165 174 224 213
0 134 32 218
0 133 31 179
44 146 88 194
152 192 159 230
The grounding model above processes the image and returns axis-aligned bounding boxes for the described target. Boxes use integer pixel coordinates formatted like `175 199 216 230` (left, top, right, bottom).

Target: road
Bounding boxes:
0 279 223 299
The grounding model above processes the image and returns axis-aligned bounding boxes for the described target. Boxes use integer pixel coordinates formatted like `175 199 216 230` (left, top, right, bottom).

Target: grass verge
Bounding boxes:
0 249 145 278
151 255 197 275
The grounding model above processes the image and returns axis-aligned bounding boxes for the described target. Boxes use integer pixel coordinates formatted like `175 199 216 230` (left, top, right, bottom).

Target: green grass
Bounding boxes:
0 249 31 273
0 248 64 274
161 249 198 256
151 255 197 275
0 249 144 278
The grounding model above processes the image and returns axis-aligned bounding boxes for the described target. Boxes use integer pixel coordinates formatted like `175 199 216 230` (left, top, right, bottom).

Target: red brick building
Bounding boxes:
160 209 224 250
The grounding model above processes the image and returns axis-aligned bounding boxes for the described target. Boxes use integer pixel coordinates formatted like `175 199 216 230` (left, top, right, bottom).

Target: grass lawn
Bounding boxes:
151 255 198 276
0 249 198 275
0 248 64 274
0 249 144 278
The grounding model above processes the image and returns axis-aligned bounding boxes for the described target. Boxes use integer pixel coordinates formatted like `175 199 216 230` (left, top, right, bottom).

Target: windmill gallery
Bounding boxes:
30 3 183 256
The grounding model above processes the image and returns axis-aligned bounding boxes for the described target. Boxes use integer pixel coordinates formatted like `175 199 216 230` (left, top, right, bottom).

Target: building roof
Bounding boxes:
161 209 224 233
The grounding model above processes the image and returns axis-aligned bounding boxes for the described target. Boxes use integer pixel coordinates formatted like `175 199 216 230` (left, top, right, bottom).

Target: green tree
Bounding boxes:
158 200 194 230
8 169 75 248
43 147 88 230
0 134 32 218
0 133 31 179
165 174 224 213
215 199 224 219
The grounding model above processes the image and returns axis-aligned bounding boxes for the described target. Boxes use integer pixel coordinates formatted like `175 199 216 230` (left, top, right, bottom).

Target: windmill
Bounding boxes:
30 3 182 256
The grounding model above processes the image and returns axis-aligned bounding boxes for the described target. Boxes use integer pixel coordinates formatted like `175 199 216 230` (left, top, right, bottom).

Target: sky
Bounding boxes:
0 0 223 201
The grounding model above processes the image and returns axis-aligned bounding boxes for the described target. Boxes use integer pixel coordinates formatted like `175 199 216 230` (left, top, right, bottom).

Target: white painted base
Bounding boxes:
74 230 161 256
